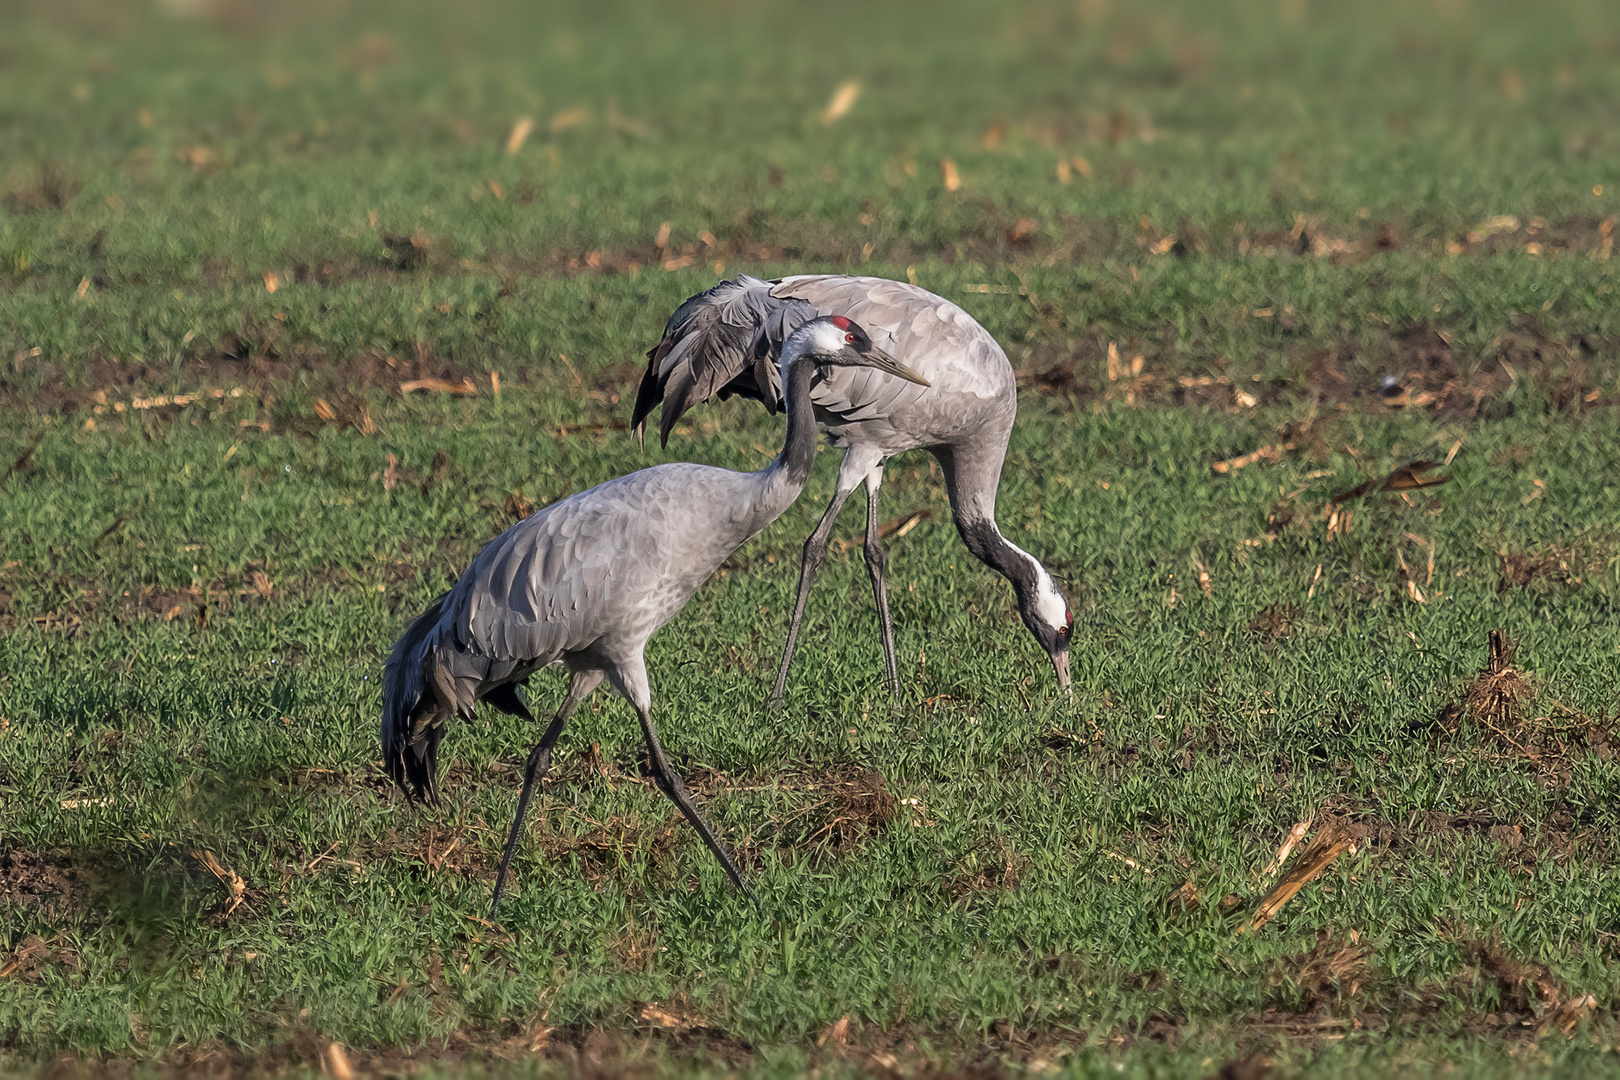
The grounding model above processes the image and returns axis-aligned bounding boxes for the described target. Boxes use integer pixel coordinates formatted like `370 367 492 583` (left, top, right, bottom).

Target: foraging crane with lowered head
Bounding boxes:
382 316 929 915
632 274 1073 704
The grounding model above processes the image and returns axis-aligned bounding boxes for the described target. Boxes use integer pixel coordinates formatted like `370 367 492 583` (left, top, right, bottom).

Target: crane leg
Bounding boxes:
769 484 858 705
771 447 880 705
637 704 759 903
489 668 604 920
614 655 758 903
861 467 903 703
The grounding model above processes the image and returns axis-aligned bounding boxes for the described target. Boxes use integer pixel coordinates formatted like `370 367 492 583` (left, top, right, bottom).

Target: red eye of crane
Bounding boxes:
845 333 855 343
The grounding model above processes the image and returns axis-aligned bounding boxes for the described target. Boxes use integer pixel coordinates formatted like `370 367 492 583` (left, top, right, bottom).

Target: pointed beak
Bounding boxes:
851 345 930 387
1050 649 1071 691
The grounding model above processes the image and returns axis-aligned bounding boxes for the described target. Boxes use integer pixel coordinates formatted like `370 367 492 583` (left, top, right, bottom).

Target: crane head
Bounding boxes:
1011 562 1073 691
794 316 931 387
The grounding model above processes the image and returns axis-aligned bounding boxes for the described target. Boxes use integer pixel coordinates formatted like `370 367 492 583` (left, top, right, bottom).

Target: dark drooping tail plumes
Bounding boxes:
631 275 815 447
381 592 449 805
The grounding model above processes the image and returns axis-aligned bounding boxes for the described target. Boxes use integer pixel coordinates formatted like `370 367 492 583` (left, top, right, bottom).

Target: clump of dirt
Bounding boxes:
3 159 79 213
945 835 1028 898
532 813 684 891
394 824 491 881
0 850 90 916
1038 727 1086 753
112 573 277 625
610 915 659 973
1498 546 1578 592
1497 535 1613 593
1247 603 1301 642
1456 939 1597 1036
0 934 80 981
381 231 433 270
747 766 897 865
125 584 213 623
1269 929 1373 1013
1021 350 1094 402
1216 1056 1274 1080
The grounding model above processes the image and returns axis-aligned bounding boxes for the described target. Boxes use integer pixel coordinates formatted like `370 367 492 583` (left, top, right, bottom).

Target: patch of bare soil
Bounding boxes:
507 208 1620 281
943 835 1028 899
0 850 91 917
363 821 495 886
2 160 78 213
1497 532 1615 594
0 934 80 982
1291 325 1512 416
524 812 686 893
1014 317 1612 419
1444 939 1601 1038
2 344 493 419
23 966 1614 1080
808 1013 1082 1078
1247 603 1301 643
0 545 476 633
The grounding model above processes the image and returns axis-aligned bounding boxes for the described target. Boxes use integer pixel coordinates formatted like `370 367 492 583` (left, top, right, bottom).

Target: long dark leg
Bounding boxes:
636 702 759 903
489 669 603 920
769 483 859 705
862 470 902 703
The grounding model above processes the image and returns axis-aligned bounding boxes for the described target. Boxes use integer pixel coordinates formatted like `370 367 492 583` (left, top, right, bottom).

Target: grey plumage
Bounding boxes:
382 465 784 797
631 275 814 445
633 274 1075 702
383 315 929 916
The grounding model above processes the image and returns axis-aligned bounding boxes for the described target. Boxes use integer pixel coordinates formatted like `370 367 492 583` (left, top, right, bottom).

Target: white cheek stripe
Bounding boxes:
1005 538 1067 628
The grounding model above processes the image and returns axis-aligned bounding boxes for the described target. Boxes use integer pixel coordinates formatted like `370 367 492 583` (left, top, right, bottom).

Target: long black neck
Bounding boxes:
934 444 1040 599
769 354 819 486
957 517 1040 599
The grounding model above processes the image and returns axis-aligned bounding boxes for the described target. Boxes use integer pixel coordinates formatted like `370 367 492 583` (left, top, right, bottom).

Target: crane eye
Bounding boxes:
845 333 855 344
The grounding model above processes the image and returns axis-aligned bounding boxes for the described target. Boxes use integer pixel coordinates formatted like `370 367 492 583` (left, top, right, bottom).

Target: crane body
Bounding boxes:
633 275 1074 703
382 316 927 914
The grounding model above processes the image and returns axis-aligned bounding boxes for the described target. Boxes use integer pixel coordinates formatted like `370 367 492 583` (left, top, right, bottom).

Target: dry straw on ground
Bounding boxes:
1238 823 1358 934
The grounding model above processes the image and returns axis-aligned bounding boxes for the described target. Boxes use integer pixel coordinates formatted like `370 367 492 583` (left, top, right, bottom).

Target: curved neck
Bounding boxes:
957 516 1043 598
765 353 818 486
934 445 1039 596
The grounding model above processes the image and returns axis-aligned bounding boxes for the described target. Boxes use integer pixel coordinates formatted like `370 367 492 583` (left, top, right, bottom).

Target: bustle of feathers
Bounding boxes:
381 592 449 805
631 275 815 447
382 593 540 805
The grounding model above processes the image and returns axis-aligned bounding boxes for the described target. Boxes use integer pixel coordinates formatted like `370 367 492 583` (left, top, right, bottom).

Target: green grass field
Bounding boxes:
2 0 1619 1075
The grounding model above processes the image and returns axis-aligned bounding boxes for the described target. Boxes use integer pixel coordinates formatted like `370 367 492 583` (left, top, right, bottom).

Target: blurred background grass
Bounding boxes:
3 0 1618 399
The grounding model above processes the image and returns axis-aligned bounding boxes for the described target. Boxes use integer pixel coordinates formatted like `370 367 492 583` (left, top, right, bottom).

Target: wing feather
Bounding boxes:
631 275 816 446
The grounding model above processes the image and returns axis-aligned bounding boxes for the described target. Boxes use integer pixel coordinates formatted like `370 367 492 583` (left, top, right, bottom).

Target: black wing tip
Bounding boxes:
630 339 673 443
381 593 451 806
384 727 440 806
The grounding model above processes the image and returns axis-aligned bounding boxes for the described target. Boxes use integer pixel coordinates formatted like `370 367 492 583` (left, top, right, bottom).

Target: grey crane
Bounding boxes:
631 274 1073 704
382 316 928 915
